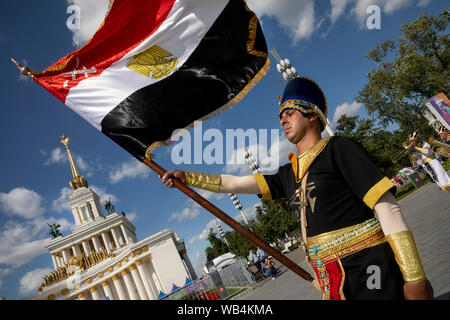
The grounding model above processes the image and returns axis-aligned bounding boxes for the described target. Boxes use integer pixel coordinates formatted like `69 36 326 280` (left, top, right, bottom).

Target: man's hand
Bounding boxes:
159 170 186 188
403 279 433 300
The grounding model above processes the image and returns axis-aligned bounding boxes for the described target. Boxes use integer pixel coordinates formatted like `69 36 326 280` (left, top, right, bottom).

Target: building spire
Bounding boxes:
60 135 88 190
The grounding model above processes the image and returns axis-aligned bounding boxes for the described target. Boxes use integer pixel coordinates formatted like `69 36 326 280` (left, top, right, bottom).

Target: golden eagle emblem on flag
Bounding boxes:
127 45 178 79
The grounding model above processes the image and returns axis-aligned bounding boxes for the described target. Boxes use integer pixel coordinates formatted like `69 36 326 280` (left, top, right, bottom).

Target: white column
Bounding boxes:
136 259 157 300
110 227 121 248
86 204 94 221
56 254 63 268
102 281 115 300
129 264 149 300
72 208 82 225
92 236 101 252
90 286 101 300
112 275 127 300
77 292 87 300
72 244 82 256
146 256 167 293
81 240 91 255
101 232 112 254
120 224 131 245
121 269 139 300
51 254 58 269
62 249 71 263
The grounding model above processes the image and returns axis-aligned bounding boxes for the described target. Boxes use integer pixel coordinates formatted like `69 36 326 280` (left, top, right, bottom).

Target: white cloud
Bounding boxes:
0 214 75 268
332 101 363 124
330 0 352 24
89 185 118 206
51 187 73 213
169 206 201 223
124 211 137 222
0 269 12 277
223 132 296 176
109 159 150 184
0 268 12 290
75 155 89 174
0 187 77 268
43 147 66 166
52 185 116 216
328 0 431 28
233 202 260 223
350 0 414 26
0 222 50 268
43 148 92 176
67 0 110 47
247 0 316 43
189 219 218 245
168 189 223 223
0 187 45 220
19 267 53 295
417 0 432 6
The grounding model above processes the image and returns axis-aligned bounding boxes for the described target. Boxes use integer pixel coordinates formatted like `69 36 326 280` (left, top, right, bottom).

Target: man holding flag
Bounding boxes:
161 76 433 300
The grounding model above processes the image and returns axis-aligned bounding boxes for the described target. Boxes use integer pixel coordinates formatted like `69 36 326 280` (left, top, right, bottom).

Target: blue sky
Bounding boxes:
0 0 446 299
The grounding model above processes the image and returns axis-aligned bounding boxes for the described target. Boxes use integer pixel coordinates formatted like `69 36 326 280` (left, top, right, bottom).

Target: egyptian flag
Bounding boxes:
33 0 269 161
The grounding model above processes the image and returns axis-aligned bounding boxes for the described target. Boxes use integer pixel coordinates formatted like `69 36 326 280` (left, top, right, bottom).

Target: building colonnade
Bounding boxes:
72 257 159 300
50 223 134 269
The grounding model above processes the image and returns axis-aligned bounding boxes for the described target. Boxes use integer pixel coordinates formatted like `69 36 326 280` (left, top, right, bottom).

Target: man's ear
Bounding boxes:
308 114 319 123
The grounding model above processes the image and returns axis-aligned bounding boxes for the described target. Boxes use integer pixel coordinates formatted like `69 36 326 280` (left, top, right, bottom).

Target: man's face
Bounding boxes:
280 109 311 144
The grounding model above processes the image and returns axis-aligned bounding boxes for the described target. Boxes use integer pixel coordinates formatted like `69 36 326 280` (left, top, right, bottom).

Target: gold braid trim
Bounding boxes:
253 173 272 200
363 177 395 209
185 172 221 193
386 230 426 284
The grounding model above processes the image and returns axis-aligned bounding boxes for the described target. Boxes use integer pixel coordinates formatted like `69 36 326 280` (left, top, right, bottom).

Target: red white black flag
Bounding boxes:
32 0 269 160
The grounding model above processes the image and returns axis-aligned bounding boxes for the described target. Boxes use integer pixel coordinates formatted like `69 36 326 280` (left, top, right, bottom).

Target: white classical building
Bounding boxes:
23 136 196 300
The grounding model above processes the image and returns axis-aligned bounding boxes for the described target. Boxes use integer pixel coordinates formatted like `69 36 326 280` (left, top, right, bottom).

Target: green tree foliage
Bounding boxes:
357 9 449 135
205 199 298 260
254 199 298 244
334 115 410 177
204 229 229 261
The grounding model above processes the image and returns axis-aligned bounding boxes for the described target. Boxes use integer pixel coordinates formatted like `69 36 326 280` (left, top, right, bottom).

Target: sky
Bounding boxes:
0 0 447 300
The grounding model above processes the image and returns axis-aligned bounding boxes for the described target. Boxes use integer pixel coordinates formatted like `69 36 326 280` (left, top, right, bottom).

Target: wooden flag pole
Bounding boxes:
143 157 315 283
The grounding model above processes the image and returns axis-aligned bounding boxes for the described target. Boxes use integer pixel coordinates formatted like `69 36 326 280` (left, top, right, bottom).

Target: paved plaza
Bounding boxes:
236 181 450 300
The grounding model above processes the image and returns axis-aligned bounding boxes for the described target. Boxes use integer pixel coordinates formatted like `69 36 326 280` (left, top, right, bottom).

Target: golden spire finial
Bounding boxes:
60 135 88 190
11 58 36 77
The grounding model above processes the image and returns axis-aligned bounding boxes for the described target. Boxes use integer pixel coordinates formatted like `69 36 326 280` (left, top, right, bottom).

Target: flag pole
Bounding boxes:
142 157 315 283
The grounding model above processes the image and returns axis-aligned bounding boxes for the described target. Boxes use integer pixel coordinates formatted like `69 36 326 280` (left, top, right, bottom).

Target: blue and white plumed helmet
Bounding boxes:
278 76 328 132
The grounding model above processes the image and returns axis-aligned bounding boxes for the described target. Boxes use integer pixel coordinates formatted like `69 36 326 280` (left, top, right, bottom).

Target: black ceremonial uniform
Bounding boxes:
254 136 404 299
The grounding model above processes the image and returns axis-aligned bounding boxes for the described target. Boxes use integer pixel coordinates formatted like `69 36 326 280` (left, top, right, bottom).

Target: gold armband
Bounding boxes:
185 172 221 193
413 146 428 154
386 230 426 284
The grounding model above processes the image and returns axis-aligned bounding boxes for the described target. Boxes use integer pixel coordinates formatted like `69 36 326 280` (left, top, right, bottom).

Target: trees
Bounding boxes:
254 199 298 244
205 229 230 261
332 10 449 175
204 198 298 260
357 9 449 135
334 115 410 177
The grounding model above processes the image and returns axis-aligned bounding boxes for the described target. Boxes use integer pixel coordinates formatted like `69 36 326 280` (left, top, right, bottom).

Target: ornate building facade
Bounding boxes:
23 136 196 300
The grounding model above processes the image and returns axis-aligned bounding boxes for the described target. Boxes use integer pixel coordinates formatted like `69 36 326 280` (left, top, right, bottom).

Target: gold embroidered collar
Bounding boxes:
289 137 332 183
